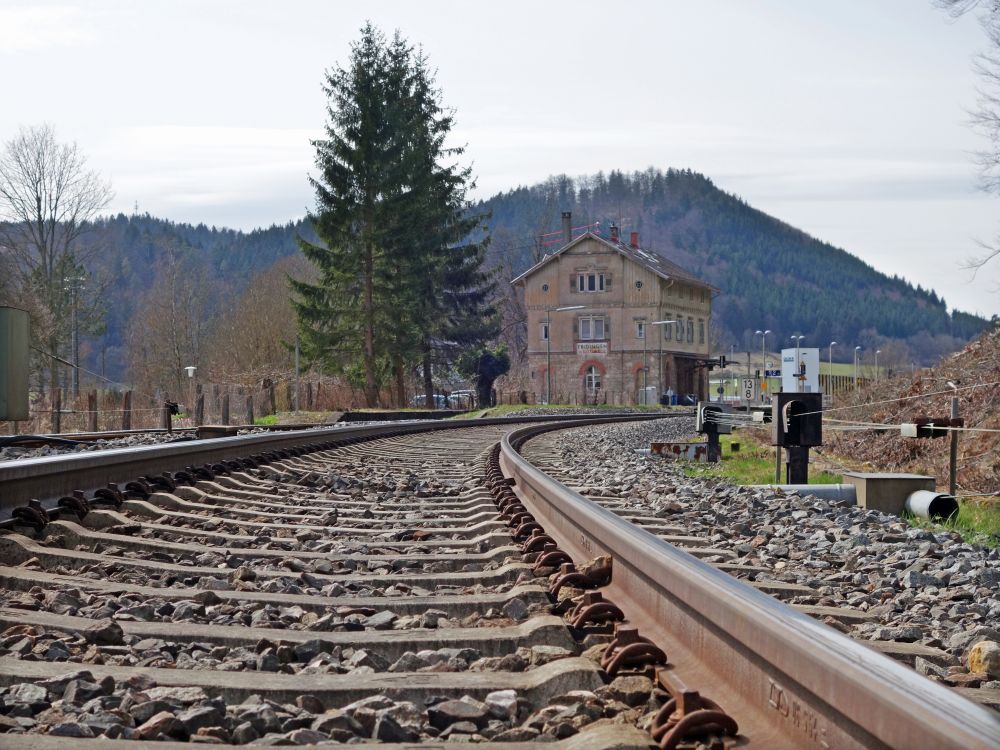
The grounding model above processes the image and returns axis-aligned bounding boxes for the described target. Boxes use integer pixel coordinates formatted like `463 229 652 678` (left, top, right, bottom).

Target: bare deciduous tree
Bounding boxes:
937 0 1000 279
205 256 311 385
125 247 211 401
0 124 113 391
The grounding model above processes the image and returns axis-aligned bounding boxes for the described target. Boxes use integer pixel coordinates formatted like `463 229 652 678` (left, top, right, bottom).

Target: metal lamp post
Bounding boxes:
545 305 584 404
650 320 678 404
875 349 881 382
854 346 862 389
755 329 771 401
790 335 805 392
62 275 86 398
828 342 837 395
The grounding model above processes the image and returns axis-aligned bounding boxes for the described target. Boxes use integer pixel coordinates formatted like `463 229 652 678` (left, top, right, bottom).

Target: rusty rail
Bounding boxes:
0 413 669 527
500 420 1000 750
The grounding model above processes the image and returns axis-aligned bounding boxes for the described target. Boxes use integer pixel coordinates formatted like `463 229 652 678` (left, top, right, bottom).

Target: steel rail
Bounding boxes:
500 420 1000 750
0 413 667 525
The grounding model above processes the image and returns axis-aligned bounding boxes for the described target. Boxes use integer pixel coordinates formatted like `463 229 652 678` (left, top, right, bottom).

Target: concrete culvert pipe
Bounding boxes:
906 490 959 521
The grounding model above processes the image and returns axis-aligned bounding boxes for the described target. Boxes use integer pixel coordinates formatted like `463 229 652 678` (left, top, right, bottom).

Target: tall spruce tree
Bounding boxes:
293 25 495 407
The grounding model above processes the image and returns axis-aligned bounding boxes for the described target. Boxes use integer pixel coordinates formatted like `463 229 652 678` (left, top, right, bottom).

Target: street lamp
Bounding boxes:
755 329 771 401
184 366 197 416
651 320 678 404
874 349 881 382
62 275 86 398
790 335 805 392
854 346 862 389
828 342 837 395
545 305 584 404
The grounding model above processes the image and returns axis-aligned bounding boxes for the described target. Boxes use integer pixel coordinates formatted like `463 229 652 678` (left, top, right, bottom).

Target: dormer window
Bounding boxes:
577 273 606 293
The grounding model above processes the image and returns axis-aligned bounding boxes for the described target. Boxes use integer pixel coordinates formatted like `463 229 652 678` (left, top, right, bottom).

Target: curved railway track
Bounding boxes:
0 415 997 749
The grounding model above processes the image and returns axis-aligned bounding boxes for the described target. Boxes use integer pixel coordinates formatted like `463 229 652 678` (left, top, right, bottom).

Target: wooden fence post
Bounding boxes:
245 395 254 425
162 402 173 432
122 390 133 430
221 394 230 425
195 393 205 426
87 390 98 431
268 383 276 415
51 389 62 434
306 382 313 410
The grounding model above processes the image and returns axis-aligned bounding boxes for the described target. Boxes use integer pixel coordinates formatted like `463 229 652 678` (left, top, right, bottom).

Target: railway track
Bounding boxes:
0 415 997 749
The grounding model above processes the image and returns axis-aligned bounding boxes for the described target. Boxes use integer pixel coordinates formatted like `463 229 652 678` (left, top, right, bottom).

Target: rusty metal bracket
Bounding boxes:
570 592 626 629
57 490 90 519
12 499 50 531
522 531 557 553
92 483 124 509
650 670 739 750
600 624 666 677
533 548 573 573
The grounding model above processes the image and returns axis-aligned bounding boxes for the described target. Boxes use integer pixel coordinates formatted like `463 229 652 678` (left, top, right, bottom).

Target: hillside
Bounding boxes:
33 167 993 383
824 322 1000 496
478 168 993 366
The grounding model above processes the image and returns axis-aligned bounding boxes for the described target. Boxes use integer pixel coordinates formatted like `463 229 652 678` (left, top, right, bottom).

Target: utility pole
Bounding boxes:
949 388 959 496
63 276 85 398
294 333 300 413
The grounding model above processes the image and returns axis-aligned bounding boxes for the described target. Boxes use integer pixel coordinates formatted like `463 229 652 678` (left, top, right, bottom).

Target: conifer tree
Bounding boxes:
293 25 496 407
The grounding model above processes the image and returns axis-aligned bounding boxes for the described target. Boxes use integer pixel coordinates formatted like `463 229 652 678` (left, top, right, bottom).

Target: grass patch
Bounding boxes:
679 433 841 486
908 502 1000 547
253 414 279 426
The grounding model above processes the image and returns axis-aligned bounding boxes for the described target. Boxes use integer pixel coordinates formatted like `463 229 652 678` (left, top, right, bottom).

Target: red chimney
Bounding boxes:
630 231 639 249
610 224 619 243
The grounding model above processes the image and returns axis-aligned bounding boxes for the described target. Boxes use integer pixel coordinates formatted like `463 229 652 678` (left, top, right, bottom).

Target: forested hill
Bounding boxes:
68 168 993 380
477 168 993 365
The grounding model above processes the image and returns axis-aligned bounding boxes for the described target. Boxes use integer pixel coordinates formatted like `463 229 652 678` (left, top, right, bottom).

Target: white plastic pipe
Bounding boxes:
905 490 959 521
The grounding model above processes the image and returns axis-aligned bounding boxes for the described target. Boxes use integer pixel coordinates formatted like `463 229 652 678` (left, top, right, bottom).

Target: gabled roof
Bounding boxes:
510 231 717 291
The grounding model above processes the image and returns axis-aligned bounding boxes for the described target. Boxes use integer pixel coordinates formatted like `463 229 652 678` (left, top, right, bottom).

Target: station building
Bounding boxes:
512 213 717 404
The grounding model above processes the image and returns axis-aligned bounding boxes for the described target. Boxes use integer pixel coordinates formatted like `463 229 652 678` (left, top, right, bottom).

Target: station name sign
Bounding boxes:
576 342 608 355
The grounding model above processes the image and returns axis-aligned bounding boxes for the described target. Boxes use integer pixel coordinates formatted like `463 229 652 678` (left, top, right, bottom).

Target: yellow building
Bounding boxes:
512 213 717 404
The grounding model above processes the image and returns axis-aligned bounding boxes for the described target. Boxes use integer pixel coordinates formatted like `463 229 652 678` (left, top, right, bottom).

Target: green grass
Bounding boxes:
679 433 841 485
907 502 1000 547
253 414 279 426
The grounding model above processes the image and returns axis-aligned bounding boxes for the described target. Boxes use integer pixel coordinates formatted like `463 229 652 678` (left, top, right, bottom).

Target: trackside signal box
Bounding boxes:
770 391 823 484
771 392 823 448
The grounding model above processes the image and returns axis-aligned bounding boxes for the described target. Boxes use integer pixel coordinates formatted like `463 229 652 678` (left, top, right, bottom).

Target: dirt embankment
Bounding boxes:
824 323 1000 497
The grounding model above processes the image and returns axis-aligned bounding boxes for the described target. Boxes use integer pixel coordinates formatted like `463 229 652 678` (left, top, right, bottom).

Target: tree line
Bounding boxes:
0 27 510 413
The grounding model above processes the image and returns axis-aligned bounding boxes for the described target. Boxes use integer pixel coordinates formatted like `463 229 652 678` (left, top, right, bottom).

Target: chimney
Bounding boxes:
561 211 572 245
610 224 619 243
630 231 639 249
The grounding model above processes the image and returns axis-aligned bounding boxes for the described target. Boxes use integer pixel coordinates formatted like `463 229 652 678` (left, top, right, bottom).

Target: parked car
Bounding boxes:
410 394 448 408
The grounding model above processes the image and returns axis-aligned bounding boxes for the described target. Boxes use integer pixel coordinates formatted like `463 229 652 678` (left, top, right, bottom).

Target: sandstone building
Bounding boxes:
512 213 716 403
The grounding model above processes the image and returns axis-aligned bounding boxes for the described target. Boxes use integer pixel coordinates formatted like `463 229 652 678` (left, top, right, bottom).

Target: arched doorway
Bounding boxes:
584 365 602 400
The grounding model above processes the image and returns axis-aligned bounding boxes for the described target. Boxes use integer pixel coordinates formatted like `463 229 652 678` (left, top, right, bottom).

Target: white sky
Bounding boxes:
1 0 998 318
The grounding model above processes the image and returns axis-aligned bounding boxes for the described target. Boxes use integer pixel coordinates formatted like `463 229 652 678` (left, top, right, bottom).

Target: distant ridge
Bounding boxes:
46 167 993 381
476 168 993 365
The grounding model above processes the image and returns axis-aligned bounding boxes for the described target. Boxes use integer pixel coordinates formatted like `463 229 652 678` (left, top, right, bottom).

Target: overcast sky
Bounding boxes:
2 0 998 318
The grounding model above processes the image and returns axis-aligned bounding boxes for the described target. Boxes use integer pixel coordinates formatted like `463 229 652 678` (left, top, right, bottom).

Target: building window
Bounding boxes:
686 318 694 343
577 273 606 293
579 316 606 340
698 319 705 344
663 316 673 341
541 322 549 341
635 320 645 339
585 365 602 393
675 320 683 341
